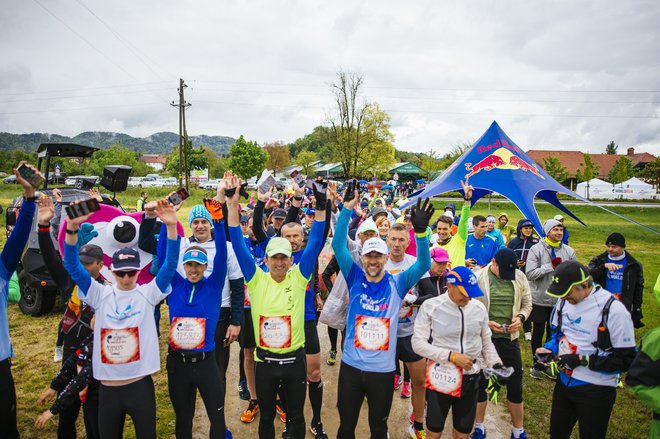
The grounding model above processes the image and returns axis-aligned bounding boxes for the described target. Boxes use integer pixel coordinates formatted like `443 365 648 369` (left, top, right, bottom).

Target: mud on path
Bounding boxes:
191 327 512 439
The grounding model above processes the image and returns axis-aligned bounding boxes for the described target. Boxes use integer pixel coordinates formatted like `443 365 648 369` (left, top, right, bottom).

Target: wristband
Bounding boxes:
415 232 426 238
23 195 37 202
65 228 78 235
38 226 50 233
293 196 303 201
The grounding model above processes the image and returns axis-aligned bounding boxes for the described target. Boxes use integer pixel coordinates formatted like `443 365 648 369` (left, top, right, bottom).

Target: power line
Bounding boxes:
0 88 172 104
0 102 162 115
0 81 172 97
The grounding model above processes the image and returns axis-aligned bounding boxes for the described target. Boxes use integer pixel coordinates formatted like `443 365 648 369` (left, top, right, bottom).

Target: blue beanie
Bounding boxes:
188 204 212 227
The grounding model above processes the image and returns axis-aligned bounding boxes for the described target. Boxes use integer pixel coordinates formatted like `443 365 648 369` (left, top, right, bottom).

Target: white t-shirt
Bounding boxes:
385 254 420 338
179 238 243 308
80 280 170 381
551 286 636 387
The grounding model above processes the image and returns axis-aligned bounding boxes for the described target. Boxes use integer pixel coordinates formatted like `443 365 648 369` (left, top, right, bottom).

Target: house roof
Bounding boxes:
140 154 167 164
526 150 656 179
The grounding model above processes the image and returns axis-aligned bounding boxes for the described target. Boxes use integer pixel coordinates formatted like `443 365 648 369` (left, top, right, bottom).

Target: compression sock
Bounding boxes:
308 380 323 424
413 421 424 431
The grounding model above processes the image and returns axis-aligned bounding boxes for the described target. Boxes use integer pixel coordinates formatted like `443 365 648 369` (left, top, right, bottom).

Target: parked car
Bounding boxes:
3 175 17 184
4 173 68 185
199 179 220 190
246 177 258 190
137 176 160 187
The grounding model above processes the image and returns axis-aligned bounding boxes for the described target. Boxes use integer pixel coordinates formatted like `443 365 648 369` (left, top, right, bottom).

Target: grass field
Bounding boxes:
0 184 658 438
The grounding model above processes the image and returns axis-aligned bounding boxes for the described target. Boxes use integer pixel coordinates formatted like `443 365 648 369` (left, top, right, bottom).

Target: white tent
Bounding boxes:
613 177 657 200
575 178 615 199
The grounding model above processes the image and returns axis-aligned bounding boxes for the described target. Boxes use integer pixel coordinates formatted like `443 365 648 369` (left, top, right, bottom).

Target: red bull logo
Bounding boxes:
464 148 544 180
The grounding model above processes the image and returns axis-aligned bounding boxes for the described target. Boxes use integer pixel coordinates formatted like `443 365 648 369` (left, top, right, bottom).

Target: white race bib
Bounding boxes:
259 315 292 349
101 327 140 364
558 335 579 376
169 317 206 350
425 361 463 397
354 315 390 351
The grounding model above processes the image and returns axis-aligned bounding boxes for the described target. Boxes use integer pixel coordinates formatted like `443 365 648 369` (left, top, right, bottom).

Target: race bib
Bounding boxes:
100 327 140 364
259 315 292 349
244 285 251 307
558 335 578 376
169 317 206 350
425 361 463 397
398 304 413 320
612 293 622 301
354 315 390 351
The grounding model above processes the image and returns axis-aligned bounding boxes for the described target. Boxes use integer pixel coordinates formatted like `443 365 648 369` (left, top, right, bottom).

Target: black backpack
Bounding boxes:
555 290 616 353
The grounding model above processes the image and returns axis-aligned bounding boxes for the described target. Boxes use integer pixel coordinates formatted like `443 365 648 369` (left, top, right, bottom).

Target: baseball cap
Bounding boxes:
546 261 591 298
553 214 565 221
272 208 287 220
430 247 450 263
446 266 483 298
357 217 378 235
494 248 517 281
306 208 316 216
240 215 249 223
486 215 496 223
375 198 383 205
360 237 389 256
183 248 208 265
266 237 292 257
79 244 103 264
111 247 141 271
370 206 388 219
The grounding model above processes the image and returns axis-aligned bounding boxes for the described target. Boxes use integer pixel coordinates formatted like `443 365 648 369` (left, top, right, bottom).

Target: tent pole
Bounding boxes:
488 193 492 213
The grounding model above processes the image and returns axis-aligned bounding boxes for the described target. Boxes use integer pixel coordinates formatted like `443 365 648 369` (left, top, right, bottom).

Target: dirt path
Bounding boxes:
190 328 513 439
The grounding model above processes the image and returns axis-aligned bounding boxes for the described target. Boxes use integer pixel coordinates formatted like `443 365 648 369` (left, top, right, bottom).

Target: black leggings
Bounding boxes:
0 359 19 439
58 385 100 439
550 380 617 439
255 351 307 439
98 376 156 439
167 352 226 439
530 305 553 357
328 327 346 352
337 362 395 439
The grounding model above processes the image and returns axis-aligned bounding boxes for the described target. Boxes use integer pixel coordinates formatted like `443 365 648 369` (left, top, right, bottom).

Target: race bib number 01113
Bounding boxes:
425 361 462 397
101 327 140 364
354 315 390 351
169 317 206 350
259 315 292 349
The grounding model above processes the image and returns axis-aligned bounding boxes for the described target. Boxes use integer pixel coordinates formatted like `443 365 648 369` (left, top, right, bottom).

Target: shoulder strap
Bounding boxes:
555 299 566 333
599 295 616 330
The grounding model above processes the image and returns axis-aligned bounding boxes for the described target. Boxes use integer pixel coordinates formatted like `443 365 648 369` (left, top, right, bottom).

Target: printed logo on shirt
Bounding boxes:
359 294 389 312
259 315 292 349
100 327 140 364
354 315 390 351
169 317 206 350
108 302 141 321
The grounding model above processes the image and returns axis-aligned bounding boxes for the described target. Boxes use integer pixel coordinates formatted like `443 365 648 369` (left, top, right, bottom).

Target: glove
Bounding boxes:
486 375 501 404
631 309 645 328
410 198 435 234
78 223 99 247
203 198 224 222
239 182 249 199
312 180 328 211
343 179 357 203
224 187 237 198
557 354 588 370
551 257 563 268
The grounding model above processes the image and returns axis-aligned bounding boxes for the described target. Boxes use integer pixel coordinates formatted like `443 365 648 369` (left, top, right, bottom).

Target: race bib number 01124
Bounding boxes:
169 317 206 350
425 361 463 397
101 327 140 365
354 315 390 351
259 315 292 349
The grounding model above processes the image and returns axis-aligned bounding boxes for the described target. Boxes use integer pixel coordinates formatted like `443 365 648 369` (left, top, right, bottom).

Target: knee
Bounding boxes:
307 367 321 383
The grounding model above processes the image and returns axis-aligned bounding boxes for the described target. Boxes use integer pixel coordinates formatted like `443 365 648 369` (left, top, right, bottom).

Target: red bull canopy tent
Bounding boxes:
405 121 587 235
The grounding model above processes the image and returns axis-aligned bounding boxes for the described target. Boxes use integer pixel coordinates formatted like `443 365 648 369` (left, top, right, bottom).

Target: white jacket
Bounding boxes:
412 293 501 375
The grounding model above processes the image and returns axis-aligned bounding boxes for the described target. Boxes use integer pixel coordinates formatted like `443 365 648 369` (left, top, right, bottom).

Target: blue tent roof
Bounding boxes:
405 121 587 235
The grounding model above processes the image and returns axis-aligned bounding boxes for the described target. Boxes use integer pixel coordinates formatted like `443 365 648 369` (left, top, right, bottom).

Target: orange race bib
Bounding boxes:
259 315 292 349
100 327 140 364
426 361 463 397
354 315 390 351
558 335 578 376
169 317 206 350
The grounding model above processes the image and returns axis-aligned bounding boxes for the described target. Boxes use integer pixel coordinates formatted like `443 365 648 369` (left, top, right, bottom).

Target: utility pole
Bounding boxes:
170 78 191 189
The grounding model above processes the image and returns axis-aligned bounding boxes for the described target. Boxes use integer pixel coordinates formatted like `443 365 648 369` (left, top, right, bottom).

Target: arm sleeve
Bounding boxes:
322 256 339 292
252 201 268 243
138 216 159 255
284 204 300 226
330 208 356 277
229 225 256 282
299 219 325 279
49 364 93 415
411 303 450 363
229 278 245 326
413 277 438 305
50 355 76 392
322 203 332 242
400 235 431 293
38 230 73 294
1 199 35 273
206 220 228 287
457 204 470 241
63 242 92 300
155 237 181 293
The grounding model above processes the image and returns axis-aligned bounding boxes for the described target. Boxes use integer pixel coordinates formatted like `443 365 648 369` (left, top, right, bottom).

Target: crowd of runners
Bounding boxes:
0 161 654 439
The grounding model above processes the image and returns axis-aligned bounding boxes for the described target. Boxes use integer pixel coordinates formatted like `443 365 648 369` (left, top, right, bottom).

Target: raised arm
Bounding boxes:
400 198 434 292
204 200 228 287
225 173 256 282
153 200 181 293
36 197 73 293
252 186 273 243
298 181 328 279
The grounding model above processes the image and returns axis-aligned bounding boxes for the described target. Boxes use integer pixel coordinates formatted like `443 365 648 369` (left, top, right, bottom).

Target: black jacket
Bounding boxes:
507 219 539 273
589 251 644 326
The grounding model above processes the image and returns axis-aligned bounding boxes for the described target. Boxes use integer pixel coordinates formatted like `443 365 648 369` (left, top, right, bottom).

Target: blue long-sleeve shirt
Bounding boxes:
164 220 228 352
332 207 430 372
1 198 35 361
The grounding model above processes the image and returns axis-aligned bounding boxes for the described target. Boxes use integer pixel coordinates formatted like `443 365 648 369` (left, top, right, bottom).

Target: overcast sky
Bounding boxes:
1 0 659 156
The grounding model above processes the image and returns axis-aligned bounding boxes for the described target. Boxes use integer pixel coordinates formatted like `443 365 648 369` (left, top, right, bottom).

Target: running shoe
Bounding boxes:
470 427 486 439
281 426 292 439
309 421 329 439
241 400 259 423
238 378 250 401
225 428 233 439
401 381 411 398
543 366 558 380
276 400 287 423
409 412 414 424
394 374 403 390
53 346 63 362
408 424 426 439
510 432 527 439
327 349 337 365
529 368 544 379
524 332 532 341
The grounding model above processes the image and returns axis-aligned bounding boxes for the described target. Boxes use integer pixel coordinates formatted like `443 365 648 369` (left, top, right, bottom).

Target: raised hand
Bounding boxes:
89 188 102 201
342 179 359 211
257 185 273 203
460 179 474 201
410 198 435 233
52 188 62 202
224 174 242 207
37 197 55 225
215 172 229 203
144 201 158 219
312 179 328 210
155 199 178 226
14 161 41 198
292 179 304 198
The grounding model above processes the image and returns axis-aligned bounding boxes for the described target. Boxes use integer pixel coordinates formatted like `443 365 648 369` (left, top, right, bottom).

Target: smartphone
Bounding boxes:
65 198 100 220
290 170 306 187
257 170 276 194
168 187 189 206
17 163 45 188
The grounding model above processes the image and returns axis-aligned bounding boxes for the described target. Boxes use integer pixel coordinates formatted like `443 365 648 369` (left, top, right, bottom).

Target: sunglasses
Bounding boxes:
113 270 139 278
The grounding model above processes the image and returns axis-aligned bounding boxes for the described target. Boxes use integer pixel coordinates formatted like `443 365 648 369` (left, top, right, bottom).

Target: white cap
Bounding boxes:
360 237 389 256
357 217 378 235
554 214 565 221
443 211 453 219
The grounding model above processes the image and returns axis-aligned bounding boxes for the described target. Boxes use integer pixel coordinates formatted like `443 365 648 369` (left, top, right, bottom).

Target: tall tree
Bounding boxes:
607 156 635 183
352 103 395 178
420 149 444 179
295 150 319 175
606 141 619 155
83 143 152 176
264 141 290 176
541 156 569 184
227 135 268 179
288 126 333 161
637 158 660 188
165 140 208 177
575 153 601 183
